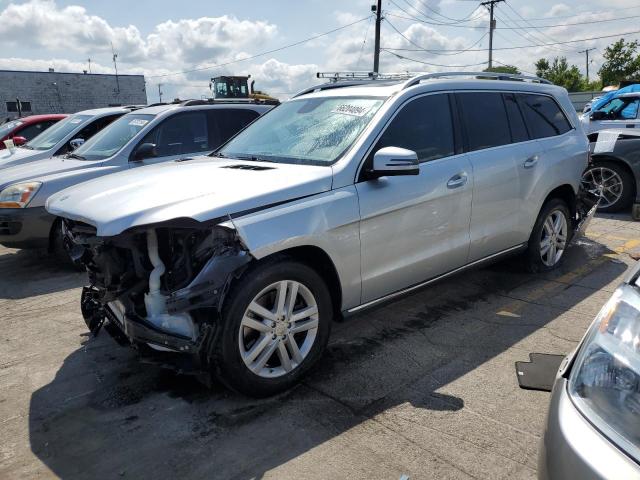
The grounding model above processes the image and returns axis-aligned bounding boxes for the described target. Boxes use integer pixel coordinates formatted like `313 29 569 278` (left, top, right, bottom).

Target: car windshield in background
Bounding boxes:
25 114 92 151
0 120 23 136
219 96 385 165
73 114 155 160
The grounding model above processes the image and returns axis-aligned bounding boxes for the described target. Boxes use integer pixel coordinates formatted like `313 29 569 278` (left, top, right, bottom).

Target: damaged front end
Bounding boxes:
68 218 252 370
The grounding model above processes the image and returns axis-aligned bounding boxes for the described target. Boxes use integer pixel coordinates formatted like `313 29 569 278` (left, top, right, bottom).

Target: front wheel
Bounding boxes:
214 258 332 397
582 161 634 213
524 198 571 273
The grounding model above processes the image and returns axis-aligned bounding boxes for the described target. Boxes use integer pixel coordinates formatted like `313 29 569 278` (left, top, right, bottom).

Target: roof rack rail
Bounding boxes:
316 71 419 83
401 71 552 88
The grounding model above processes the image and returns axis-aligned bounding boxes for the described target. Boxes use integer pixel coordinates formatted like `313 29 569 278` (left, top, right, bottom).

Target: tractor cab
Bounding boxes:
210 75 279 104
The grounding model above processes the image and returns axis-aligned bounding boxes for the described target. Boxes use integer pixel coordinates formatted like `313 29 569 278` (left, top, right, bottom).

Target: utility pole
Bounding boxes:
372 0 382 74
158 83 163 103
111 42 120 95
481 0 504 69
87 58 92 74
579 48 596 83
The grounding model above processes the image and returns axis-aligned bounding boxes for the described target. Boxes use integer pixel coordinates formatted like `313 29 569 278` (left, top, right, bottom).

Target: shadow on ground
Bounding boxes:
27 238 629 479
0 248 85 299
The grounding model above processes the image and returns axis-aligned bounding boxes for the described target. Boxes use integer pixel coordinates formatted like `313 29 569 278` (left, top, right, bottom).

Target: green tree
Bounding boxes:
483 65 520 74
535 57 583 91
598 39 640 87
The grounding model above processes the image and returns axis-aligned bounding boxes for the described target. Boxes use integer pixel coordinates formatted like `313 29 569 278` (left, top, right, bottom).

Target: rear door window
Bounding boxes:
517 94 572 139
503 93 529 143
456 92 511 151
141 112 209 157
213 109 260 145
370 94 455 164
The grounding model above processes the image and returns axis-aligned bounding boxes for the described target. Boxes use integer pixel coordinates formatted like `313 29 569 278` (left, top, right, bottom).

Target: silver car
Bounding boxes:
47 72 591 397
0 101 270 257
0 107 134 169
539 260 640 480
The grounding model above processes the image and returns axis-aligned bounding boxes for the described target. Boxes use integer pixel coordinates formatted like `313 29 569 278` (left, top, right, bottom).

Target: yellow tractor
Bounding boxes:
210 75 279 104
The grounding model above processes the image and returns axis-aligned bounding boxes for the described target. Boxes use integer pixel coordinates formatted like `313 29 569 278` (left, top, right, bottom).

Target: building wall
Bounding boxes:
0 70 147 120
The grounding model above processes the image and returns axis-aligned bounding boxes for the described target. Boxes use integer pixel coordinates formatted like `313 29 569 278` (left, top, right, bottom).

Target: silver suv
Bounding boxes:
47 72 593 397
0 101 270 257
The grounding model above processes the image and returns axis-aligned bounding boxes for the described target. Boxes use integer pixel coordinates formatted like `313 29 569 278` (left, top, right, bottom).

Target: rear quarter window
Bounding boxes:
517 94 572 139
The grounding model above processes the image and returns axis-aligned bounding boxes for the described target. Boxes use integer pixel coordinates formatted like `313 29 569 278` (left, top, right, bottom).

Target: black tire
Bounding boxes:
50 219 82 270
524 198 571 273
213 257 333 397
583 160 635 213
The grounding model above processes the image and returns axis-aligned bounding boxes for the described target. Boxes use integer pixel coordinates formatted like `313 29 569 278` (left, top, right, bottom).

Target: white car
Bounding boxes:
581 92 640 134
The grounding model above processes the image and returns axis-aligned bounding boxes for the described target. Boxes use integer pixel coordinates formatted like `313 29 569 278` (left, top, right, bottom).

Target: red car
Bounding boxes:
0 114 68 149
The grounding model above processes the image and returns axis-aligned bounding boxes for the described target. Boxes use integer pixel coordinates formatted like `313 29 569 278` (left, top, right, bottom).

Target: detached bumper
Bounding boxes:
572 185 600 240
538 378 640 480
0 206 55 249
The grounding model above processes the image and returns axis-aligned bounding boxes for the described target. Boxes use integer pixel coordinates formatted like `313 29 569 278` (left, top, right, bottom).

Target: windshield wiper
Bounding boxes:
209 151 227 158
19 144 33 149
235 154 275 163
66 152 86 160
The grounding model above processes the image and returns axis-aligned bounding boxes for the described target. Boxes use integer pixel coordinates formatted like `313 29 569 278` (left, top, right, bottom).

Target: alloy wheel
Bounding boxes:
238 280 319 378
539 209 568 267
581 166 624 209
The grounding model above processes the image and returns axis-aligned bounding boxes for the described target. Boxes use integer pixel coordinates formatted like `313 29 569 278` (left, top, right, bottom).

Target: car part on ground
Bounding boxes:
538 261 640 480
48 72 590 396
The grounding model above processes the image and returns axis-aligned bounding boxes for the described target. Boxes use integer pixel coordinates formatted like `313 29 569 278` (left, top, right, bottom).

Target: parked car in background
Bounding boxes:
581 92 640 134
582 129 640 217
0 100 270 261
0 114 67 149
0 107 135 169
48 72 592 397
538 260 640 480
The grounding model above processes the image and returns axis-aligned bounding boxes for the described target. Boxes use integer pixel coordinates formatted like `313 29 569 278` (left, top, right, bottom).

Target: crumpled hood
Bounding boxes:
0 156 94 189
0 147 41 169
47 157 334 236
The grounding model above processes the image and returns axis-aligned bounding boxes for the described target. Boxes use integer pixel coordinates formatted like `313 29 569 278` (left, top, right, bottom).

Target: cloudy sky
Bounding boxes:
0 0 639 102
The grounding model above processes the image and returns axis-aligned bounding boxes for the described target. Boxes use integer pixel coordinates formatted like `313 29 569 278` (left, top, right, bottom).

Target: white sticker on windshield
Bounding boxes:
69 118 83 124
331 104 371 117
129 119 149 127
593 131 619 153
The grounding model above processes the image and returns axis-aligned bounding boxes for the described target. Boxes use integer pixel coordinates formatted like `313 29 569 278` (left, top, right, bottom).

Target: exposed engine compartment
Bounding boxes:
66 218 252 356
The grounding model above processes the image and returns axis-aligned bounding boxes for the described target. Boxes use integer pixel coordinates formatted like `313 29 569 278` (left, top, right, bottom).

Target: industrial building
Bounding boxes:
0 69 147 120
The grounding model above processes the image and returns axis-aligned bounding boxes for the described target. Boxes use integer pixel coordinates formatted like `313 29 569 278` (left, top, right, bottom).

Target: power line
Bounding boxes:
398 0 483 25
501 1 572 52
382 28 640 52
385 11 640 30
382 49 489 67
385 17 488 56
147 16 370 79
504 4 640 22
410 0 482 23
357 14 375 69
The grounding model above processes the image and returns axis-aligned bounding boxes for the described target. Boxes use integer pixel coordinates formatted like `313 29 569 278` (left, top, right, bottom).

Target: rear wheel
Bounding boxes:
582 161 634 213
214 258 332 397
524 198 571 273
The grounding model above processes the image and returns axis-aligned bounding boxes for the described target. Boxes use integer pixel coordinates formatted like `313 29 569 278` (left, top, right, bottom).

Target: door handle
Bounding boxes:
523 155 539 168
447 173 467 189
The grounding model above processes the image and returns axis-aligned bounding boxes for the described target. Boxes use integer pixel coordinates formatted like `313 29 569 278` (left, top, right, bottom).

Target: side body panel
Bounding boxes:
231 186 362 310
520 132 588 235
356 154 473 303
466 142 535 261
593 138 640 204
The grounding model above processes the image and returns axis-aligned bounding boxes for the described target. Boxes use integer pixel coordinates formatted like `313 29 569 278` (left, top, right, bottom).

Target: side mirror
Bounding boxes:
69 138 85 150
133 142 158 161
590 110 607 121
12 136 26 146
370 147 419 178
